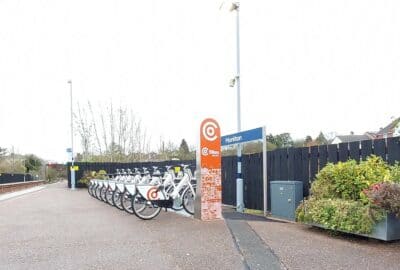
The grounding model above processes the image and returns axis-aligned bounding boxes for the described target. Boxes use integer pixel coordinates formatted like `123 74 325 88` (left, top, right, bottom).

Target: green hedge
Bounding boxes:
296 155 399 234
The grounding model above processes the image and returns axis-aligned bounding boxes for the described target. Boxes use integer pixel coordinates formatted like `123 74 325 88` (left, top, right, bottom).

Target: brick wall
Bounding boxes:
0 180 44 194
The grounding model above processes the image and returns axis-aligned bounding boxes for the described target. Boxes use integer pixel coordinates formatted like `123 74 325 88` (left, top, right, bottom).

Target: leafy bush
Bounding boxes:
45 167 58 183
311 160 359 199
296 198 385 234
78 170 108 186
296 155 399 235
390 162 400 184
364 182 400 218
311 156 390 201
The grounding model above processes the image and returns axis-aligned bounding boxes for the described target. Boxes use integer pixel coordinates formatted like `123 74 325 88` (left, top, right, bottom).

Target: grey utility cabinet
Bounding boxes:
270 181 303 221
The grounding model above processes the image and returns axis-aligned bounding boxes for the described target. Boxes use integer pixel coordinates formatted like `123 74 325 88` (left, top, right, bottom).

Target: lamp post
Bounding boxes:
68 80 75 190
221 1 244 212
228 2 244 212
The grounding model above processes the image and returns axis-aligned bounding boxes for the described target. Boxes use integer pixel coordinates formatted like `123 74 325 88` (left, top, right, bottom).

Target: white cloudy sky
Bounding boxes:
1 0 399 162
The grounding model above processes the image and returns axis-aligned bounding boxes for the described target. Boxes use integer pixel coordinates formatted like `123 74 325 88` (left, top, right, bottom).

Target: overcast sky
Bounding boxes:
1 0 399 162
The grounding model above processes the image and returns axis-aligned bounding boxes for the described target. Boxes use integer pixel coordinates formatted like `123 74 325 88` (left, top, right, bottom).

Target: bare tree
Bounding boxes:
109 102 115 161
74 100 152 162
100 111 108 158
88 101 103 155
75 103 93 160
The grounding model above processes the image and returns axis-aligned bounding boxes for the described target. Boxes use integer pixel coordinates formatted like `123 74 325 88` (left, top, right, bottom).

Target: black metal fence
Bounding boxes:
0 173 33 185
222 136 400 211
67 136 400 211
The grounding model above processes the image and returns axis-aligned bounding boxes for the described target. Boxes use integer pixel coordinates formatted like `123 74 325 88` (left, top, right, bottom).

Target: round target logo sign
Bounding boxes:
202 121 218 142
201 147 209 156
198 118 222 220
199 118 221 169
146 187 159 200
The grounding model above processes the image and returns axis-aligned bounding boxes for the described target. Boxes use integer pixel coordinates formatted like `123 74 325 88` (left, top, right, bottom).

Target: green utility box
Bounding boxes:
270 181 303 221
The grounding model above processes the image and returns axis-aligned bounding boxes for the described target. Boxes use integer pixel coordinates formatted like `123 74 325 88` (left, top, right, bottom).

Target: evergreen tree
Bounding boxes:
24 154 42 173
316 132 328 145
178 139 190 160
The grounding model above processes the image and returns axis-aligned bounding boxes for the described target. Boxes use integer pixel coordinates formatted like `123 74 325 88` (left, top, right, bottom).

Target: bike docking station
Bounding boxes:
194 118 223 221
221 126 268 216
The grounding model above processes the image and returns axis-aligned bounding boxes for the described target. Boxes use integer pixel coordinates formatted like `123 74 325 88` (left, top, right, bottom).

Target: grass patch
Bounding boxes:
244 208 264 216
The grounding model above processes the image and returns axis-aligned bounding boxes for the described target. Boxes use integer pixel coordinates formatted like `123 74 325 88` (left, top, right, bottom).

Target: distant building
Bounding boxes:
331 134 371 144
331 117 400 144
369 117 400 139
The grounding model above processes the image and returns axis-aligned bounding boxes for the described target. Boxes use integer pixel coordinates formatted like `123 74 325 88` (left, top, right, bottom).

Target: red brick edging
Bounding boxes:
0 180 44 195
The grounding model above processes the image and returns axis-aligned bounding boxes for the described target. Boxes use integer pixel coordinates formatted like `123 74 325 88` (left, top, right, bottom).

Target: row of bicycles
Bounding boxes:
87 165 196 220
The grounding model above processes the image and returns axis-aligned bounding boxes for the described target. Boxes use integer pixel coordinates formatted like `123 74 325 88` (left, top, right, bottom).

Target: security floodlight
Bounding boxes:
229 2 239 12
229 78 236 87
219 1 239 12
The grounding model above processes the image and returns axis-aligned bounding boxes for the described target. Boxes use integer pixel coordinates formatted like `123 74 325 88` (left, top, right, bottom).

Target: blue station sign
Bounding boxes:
221 127 263 146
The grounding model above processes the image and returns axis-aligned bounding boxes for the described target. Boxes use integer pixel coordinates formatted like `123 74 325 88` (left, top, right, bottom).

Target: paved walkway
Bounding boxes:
0 182 243 270
249 217 400 270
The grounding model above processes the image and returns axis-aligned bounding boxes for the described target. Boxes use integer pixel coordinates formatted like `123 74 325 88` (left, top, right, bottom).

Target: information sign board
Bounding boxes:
194 118 222 221
221 127 263 146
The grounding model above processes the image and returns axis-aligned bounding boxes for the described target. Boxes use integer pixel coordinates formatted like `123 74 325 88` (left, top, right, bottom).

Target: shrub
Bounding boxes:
311 156 390 201
297 155 396 235
78 170 108 186
45 167 58 183
390 162 400 184
296 198 385 234
364 182 400 218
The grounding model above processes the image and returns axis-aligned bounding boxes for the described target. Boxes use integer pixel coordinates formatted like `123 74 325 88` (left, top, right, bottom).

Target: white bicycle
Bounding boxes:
131 165 196 220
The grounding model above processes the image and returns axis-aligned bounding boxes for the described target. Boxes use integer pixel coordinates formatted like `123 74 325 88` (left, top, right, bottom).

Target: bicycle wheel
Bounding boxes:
89 184 95 197
95 186 102 200
112 189 124 210
182 187 195 215
88 183 92 196
91 185 97 197
121 190 134 214
131 193 161 220
105 187 114 205
100 186 107 202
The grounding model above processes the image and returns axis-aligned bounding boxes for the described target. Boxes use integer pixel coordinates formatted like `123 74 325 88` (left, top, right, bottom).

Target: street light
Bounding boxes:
68 80 75 190
225 1 244 212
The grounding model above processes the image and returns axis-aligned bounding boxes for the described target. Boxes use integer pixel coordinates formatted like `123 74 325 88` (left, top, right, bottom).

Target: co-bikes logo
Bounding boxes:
202 121 218 142
146 187 158 200
201 147 220 157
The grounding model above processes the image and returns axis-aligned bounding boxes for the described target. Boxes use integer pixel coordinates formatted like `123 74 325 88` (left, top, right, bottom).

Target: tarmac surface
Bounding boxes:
2 181 400 270
249 218 400 270
0 181 244 270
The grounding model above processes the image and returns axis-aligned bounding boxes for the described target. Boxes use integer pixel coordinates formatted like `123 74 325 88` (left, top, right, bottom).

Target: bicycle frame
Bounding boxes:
170 172 194 200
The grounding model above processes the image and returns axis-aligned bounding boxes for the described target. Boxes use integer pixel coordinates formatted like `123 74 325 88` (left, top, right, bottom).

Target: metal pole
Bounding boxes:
262 126 268 216
68 80 75 189
11 146 15 173
235 2 244 212
236 3 241 133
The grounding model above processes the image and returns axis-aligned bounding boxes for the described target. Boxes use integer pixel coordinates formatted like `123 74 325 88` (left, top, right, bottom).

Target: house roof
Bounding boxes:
377 117 400 135
334 135 371 143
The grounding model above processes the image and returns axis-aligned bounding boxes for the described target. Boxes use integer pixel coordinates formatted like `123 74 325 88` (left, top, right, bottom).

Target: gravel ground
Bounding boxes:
0 181 244 270
249 219 400 270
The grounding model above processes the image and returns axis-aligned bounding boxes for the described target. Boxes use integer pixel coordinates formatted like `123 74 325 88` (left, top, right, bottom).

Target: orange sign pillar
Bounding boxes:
194 118 222 221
